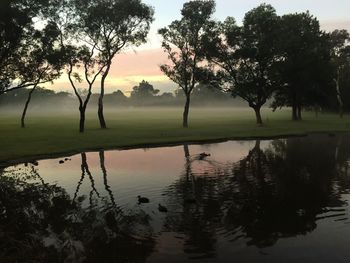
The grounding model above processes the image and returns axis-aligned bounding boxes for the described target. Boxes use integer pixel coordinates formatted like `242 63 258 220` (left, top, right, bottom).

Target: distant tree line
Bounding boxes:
0 0 349 130
0 81 246 109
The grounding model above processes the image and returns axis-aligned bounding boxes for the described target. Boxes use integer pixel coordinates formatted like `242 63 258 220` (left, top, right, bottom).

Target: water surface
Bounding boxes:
1 134 350 262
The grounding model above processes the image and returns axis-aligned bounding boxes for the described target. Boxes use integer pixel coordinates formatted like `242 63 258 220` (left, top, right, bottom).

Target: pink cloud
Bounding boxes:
109 48 168 78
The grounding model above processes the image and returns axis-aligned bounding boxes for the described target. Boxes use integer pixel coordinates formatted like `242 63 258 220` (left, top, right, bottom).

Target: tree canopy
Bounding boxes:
0 0 63 95
271 12 333 120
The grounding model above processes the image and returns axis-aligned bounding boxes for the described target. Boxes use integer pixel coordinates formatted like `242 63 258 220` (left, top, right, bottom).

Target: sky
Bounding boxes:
48 0 350 95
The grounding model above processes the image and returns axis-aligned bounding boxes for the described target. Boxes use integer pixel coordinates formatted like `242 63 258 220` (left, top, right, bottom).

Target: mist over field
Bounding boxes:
0 84 250 115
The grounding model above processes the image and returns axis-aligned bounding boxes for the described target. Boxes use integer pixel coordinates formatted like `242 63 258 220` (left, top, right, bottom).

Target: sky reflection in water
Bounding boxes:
1 134 350 262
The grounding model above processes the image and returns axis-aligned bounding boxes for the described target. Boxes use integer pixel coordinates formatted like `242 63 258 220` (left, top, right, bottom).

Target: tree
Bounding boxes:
73 0 154 129
130 80 159 99
272 12 332 120
0 0 64 127
47 0 108 133
233 4 281 125
104 89 128 107
0 0 35 94
20 22 64 128
329 29 350 118
0 0 66 127
159 0 216 128
205 4 280 125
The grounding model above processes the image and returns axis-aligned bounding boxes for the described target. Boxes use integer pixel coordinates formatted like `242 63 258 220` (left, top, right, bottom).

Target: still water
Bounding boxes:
1 134 350 262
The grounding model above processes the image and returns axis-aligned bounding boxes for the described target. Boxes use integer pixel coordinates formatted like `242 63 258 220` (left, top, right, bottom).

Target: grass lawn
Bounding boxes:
1 107 350 163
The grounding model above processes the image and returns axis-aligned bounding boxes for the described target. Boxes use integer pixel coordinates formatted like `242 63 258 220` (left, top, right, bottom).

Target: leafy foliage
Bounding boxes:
271 12 333 120
0 0 64 95
159 0 216 127
205 4 281 124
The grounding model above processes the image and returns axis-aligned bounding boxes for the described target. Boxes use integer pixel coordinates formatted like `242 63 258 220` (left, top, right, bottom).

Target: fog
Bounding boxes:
0 86 251 116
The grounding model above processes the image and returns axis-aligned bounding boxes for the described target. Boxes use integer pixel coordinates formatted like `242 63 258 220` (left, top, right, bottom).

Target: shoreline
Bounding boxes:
0 130 343 168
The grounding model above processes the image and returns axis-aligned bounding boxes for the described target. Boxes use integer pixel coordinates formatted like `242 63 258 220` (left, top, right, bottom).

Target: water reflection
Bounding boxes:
1 134 350 262
0 151 155 262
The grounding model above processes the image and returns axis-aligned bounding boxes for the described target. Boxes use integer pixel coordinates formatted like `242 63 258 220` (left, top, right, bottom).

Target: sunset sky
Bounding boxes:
48 0 350 96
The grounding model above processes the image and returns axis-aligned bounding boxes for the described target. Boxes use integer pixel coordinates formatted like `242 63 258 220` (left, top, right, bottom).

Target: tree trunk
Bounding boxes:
253 106 263 125
292 92 298 121
254 139 261 150
98 64 111 129
98 97 106 128
297 104 302 121
21 84 37 128
183 95 191 128
334 75 344 118
99 150 117 208
292 105 298 121
79 107 86 133
254 140 264 184
183 144 190 159
183 144 191 182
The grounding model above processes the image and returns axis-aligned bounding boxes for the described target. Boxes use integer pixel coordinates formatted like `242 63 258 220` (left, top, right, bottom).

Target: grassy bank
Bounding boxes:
1 107 349 163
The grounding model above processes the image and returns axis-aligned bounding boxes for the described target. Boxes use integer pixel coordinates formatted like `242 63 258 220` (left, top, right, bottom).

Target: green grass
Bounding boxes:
1 107 350 163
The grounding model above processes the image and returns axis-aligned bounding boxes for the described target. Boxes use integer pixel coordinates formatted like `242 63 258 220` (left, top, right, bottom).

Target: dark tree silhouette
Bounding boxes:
205 4 280 125
159 0 216 128
1 0 65 129
0 0 60 96
20 22 64 128
272 12 332 120
0 0 38 94
73 0 154 129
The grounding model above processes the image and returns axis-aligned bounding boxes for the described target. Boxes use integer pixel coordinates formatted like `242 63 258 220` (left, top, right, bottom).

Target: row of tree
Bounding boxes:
1 0 154 131
1 0 349 130
0 81 244 109
159 1 350 126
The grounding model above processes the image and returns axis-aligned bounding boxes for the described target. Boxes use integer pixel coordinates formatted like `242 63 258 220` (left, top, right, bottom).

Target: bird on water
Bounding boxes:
199 152 211 160
138 195 150 204
158 204 168 212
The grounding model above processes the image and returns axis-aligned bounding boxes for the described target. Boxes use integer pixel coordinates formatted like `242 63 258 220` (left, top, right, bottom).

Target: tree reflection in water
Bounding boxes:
2 135 350 261
161 144 225 259
162 135 350 258
0 151 155 263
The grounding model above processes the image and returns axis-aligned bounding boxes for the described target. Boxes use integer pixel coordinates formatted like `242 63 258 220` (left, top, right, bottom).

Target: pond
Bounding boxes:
1 134 350 262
